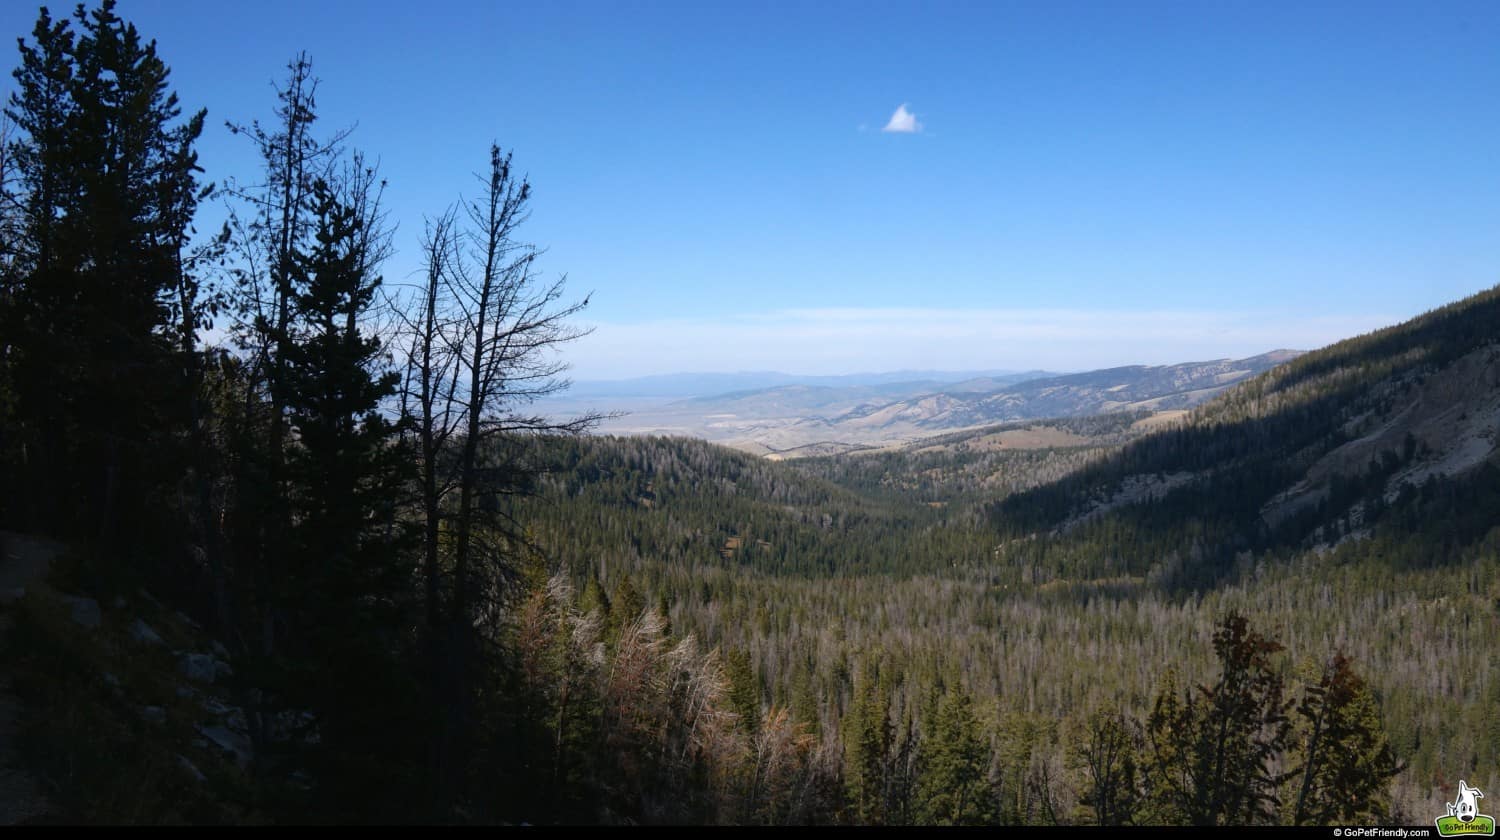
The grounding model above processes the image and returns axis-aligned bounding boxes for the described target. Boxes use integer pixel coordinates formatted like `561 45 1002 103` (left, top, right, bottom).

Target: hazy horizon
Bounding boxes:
560 305 1395 381
564 348 1297 386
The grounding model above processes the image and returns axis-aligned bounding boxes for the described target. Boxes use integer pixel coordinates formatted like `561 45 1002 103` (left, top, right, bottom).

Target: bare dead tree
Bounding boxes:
0 112 24 432
446 145 599 616
395 209 465 631
394 142 605 817
0 113 23 286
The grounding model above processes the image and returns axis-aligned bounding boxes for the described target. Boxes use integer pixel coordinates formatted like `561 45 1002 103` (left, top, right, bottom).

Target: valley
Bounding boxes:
514 287 1500 822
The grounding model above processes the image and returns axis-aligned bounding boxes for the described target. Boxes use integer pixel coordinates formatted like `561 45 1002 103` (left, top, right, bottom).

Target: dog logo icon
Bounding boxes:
1437 780 1496 837
1453 782 1485 823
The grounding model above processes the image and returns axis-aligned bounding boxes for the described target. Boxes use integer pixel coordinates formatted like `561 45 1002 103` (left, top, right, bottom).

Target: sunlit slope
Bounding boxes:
991 285 1500 585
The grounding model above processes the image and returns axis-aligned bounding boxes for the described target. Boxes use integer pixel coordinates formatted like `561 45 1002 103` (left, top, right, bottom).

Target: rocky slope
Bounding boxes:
0 532 257 823
992 285 1500 572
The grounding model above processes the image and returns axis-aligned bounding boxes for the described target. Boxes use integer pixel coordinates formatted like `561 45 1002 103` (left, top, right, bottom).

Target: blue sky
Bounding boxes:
4 0 1499 378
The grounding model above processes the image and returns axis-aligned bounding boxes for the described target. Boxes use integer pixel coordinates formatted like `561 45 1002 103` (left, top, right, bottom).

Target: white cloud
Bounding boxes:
562 306 1399 380
881 103 922 134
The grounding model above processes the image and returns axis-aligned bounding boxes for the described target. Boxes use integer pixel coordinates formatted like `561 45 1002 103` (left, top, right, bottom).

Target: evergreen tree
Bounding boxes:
843 658 892 823
917 689 991 825
608 575 646 644
1291 653 1403 825
1195 614 1292 825
264 177 418 819
726 648 761 738
3 0 204 560
1145 615 1292 825
579 573 611 620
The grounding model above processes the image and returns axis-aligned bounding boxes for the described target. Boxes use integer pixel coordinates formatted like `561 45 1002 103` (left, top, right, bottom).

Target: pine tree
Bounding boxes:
843 658 892 823
1291 653 1403 824
726 648 762 738
917 689 992 825
1192 614 1292 825
268 177 418 818
1144 615 1293 825
3 0 204 558
1143 667 1192 824
608 576 646 644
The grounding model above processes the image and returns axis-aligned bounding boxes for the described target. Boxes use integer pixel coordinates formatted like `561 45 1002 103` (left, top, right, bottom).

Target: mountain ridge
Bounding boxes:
990 285 1500 586
564 368 1051 399
588 352 1303 455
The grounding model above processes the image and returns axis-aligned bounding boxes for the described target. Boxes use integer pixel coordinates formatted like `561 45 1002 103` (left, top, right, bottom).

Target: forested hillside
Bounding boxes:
517 400 1497 823
992 285 1500 588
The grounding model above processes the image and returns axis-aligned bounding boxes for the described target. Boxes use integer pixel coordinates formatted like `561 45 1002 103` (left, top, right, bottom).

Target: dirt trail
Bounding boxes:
0 530 62 824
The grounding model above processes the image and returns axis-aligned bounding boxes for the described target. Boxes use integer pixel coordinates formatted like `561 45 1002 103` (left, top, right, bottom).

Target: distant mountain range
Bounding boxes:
822 350 1302 433
579 351 1303 455
565 369 1048 399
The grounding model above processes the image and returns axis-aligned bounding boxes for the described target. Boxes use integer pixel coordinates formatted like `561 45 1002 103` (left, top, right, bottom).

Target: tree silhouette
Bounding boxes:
3 0 204 561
